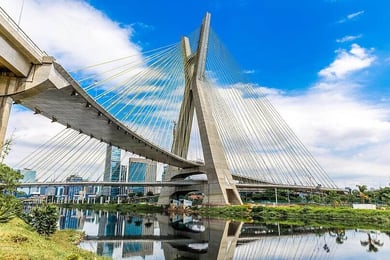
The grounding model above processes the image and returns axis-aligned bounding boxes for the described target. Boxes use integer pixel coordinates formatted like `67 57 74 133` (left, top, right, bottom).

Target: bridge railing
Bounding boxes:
0 6 46 58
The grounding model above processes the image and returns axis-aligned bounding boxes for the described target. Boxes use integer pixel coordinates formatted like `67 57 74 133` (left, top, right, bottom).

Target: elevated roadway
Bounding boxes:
18 180 344 192
18 180 205 188
236 183 344 192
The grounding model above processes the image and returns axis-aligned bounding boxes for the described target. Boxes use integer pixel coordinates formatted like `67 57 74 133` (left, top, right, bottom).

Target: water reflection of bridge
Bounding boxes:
58 208 354 259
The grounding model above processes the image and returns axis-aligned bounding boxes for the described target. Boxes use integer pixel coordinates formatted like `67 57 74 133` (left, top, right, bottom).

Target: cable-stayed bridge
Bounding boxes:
0 8 339 205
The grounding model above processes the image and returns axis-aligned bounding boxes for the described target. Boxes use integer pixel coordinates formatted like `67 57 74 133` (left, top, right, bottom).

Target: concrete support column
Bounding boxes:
190 13 242 205
0 96 12 148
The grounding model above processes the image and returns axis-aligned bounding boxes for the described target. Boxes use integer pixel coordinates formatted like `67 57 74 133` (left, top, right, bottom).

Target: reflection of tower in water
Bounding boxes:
160 214 242 260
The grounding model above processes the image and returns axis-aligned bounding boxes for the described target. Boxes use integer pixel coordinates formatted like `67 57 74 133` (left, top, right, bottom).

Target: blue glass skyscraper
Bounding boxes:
103 145 122 197
128 158 157 195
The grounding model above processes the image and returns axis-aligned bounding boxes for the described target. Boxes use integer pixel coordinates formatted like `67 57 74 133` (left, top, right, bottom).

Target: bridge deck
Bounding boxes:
18 180 343 192
18 180 205 187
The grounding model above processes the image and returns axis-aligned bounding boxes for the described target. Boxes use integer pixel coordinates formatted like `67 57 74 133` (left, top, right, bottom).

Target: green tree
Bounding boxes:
0 140 23 223
0 138 12 164
325 191 340 207
0 138 22 194
356 185 369 204
374 187 390 205
0 194 22 223
346 191 358 204
307 194 321 204
0 163 23 194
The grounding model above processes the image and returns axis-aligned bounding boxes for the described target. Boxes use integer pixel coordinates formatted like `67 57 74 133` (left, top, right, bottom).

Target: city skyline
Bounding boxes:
2 0 390 188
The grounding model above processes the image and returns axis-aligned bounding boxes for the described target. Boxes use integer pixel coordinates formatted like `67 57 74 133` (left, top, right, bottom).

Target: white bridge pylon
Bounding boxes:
159 13 243 205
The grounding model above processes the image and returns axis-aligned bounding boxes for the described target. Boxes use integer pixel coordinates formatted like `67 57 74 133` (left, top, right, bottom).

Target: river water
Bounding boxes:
58 208 390 260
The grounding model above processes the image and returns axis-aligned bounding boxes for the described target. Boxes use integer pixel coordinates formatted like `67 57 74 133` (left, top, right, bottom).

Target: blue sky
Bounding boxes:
88 0 390 95
2 0 390 188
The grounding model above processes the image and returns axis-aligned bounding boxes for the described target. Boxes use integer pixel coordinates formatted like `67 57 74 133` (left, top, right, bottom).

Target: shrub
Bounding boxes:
0 195 22 223
24 204 59 236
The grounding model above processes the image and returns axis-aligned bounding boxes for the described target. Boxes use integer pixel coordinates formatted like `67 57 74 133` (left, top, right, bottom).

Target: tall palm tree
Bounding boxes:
326 191 340 207
356 185 369 204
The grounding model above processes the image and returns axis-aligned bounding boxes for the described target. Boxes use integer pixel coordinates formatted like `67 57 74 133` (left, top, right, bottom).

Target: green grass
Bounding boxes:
193 205 253 221
191 204 390 231
0 217 107 260
251 205 390 231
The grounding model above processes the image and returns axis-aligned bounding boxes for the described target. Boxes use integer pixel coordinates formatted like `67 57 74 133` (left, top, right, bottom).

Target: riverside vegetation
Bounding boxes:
0 217 107 259
1 140 104 259
193 204 390 231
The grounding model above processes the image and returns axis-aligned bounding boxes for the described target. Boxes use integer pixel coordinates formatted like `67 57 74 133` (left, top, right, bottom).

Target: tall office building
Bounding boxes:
17 168 38 196
64 175 84 200
128 158 157 195
103 145 122 197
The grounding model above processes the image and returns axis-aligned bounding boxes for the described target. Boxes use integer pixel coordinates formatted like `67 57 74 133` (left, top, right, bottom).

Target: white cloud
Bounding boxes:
265 43 390 188
336 34 362 43
318 44 375 80
1 0 142 71
338 10 365 23
243 69 255 74
269 92 390 188
347 10 364 20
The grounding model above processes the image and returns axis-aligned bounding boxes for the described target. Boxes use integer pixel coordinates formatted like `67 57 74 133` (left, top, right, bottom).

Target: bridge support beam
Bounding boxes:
0 74 25 148
188 13 241 205
0 96 12 148
159 215 242 260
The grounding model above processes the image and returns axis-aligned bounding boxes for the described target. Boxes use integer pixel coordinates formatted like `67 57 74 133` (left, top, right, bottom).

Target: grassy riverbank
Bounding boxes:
0 217 106 259
194 205 253 221
194 204 390 231
251 205 390 231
